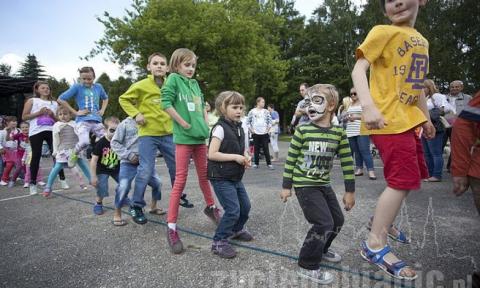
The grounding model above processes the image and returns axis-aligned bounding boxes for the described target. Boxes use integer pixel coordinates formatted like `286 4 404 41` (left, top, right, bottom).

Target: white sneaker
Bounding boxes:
0 180 8 186
60 180 70 190
23 183 29 188
297 268 334 285
322 249 342 263
38 181 46 186
29 185 38 195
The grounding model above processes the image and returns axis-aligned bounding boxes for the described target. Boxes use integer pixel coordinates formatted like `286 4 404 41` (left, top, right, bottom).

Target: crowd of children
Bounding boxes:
2 0 480 285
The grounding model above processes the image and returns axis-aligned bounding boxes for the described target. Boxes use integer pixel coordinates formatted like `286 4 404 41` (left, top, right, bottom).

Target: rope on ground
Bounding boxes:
51 191 415 288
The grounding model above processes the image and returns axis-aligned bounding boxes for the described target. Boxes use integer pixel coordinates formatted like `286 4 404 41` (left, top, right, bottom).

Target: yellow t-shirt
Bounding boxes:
356 25 429 135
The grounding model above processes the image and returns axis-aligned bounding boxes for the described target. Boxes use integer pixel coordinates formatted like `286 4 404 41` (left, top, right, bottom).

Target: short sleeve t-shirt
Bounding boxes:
211 125 225 141
92 137 120 175
356 25 429 135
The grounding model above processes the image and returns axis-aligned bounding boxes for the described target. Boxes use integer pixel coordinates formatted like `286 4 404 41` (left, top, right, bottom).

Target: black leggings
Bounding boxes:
253 133 271 165
29 130 65 185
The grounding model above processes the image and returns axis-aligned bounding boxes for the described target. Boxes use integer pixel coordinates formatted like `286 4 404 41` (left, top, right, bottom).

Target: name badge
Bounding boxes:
187 102 195 112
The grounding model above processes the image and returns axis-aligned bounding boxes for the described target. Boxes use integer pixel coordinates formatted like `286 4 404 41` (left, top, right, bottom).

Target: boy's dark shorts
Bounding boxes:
371 129 428 190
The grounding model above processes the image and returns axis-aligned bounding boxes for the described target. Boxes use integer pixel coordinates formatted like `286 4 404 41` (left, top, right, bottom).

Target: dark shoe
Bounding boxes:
322 249 342 263
212 239 236 258
93 203 104 215
204 206 222 225
130 206 147 224
179 194 194 208
230 229 253 241
167 228 184 254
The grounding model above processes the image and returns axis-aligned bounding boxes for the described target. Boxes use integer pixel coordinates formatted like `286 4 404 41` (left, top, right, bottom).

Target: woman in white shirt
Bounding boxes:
22 81 69 194
246 97 273 169
345 88 376 180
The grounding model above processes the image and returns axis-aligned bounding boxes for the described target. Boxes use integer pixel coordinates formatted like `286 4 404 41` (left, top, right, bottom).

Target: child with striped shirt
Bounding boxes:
281 84 355 285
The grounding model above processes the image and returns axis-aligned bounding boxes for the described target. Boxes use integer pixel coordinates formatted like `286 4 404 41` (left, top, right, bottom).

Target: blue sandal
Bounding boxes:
367 217 410 244
360 241 417 280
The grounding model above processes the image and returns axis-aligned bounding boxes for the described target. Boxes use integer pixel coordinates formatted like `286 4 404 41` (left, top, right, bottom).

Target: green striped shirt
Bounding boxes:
282 123 355 192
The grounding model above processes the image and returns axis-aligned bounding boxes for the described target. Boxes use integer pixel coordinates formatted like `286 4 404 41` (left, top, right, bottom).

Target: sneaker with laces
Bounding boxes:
93 203 104 215
130 206 147 224
322 249 342 263
29 185 38 195
297 267 334 285
204 206 222 225
268 165 275 170
7 181 14 188
0 180 8 186
167 228 184 254
212 239 236 258
230 229 253 241
67 151 78 168
60 180 70 190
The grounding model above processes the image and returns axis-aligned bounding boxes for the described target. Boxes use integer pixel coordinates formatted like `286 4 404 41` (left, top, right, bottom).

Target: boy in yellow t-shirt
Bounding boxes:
351 0 435 281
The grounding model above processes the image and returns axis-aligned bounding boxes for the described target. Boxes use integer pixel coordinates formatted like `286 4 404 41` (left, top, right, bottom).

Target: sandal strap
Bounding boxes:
361 241 391 264
386 260 407 276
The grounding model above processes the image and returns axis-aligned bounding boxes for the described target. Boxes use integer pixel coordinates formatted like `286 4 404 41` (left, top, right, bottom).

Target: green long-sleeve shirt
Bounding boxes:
118 75 173 137
282 123 355 192
161 73 209 144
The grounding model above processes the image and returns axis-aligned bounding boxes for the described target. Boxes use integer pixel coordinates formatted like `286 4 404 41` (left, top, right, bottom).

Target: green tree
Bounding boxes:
17 54 47 79
96 72 132 119
87 0 287 105
0 63 11 76
47 77 70 99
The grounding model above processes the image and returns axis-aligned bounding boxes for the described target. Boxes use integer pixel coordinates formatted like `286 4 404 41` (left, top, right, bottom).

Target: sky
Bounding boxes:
0 0 364 83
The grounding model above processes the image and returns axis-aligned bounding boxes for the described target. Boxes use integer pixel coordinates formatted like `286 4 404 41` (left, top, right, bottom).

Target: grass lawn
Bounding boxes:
278 134 292 142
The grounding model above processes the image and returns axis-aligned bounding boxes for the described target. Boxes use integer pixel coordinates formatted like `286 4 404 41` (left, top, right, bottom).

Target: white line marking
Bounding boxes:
0 194 33 202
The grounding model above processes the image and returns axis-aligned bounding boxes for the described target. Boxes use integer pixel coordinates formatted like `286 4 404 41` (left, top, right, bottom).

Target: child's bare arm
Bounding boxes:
417 91 436 139
351 58 386 129
164 107 190 129
90 155 99 187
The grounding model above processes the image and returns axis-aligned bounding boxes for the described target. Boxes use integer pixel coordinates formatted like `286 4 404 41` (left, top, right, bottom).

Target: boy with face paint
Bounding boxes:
281 84 355 285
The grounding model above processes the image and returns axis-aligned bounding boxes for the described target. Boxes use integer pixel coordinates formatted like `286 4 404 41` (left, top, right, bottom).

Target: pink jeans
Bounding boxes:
24 164 43 184
167 144 215 223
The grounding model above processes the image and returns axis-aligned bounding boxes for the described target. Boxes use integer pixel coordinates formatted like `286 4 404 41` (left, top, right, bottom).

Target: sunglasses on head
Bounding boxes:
108 128 116 133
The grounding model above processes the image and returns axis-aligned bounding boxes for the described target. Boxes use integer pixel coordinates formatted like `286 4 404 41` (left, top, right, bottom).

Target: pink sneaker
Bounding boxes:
166 228 184 254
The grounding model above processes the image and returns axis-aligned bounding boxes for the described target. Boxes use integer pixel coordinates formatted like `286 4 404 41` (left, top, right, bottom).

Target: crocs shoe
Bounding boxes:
93 203 104 215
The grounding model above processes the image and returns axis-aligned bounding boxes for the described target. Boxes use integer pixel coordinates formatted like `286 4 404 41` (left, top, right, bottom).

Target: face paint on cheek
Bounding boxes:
307 95 327 121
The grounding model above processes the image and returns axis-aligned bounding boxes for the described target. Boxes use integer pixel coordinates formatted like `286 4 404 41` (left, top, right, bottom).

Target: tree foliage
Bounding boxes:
0 63 12 76
87 0 287 106
96 72 132 119
17 54 47 79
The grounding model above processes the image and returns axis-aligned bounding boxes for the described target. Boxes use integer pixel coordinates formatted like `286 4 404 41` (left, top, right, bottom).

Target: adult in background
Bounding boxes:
247 97 273 169
22 81 69 195
290 83 310 130
444 80 472 171
337 96 352 129
422 79 452 182
345 88 376 180
267 104 280 161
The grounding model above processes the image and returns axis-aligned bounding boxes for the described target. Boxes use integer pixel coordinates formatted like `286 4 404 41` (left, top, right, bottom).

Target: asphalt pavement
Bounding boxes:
0 141 478 288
